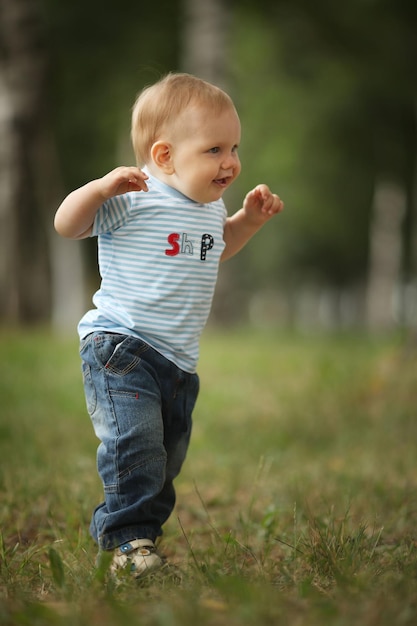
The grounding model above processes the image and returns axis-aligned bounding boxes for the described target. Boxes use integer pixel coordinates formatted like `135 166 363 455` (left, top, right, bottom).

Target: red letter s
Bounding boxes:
165 233 180 256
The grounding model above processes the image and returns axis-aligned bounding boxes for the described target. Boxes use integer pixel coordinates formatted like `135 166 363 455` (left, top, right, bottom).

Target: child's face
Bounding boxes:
163 104 242 204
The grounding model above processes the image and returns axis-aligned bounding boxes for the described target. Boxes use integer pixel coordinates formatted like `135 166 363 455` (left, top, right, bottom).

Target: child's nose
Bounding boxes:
222 152 240 171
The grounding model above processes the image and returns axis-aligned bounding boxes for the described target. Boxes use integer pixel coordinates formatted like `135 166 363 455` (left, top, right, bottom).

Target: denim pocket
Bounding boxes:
93 334 149 376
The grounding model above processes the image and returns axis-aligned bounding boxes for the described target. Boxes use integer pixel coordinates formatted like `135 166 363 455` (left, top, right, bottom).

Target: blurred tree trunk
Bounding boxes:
366 182 405 329
0 0 51 322
180 0 232 89
0 0 85 328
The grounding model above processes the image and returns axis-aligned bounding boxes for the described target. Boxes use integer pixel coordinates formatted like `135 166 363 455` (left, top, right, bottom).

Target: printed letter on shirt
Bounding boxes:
181 233 194 255
200 234 214 261
165 233 180 256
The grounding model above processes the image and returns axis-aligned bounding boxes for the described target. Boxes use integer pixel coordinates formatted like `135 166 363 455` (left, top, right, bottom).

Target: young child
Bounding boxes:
54 72 284 578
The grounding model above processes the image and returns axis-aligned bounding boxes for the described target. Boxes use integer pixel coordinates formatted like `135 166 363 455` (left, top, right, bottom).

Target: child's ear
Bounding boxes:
150 141 174 174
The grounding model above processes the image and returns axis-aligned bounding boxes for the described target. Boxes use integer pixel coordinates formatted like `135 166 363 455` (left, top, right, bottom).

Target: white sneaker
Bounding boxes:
110 539 164 578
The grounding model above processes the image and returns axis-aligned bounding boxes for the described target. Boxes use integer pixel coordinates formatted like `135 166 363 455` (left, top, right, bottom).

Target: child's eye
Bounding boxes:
208 147 220 154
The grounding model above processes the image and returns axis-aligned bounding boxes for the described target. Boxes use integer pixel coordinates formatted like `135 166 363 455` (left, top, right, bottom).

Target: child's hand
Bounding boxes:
99 166 149 200
243 184 284 225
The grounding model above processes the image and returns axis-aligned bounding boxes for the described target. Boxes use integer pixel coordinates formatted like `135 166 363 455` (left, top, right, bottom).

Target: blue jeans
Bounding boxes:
79 332 199 550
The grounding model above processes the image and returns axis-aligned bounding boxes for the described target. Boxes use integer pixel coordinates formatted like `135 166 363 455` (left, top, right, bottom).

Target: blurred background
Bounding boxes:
0 0 416 334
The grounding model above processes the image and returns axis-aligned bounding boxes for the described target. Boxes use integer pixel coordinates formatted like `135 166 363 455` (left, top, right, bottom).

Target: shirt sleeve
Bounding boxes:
91 193 132 236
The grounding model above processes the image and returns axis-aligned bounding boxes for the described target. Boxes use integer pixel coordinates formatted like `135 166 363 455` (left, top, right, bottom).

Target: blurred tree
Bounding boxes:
180 0 232 88
367 181 405 328
231 0 416 321
0 0 52 322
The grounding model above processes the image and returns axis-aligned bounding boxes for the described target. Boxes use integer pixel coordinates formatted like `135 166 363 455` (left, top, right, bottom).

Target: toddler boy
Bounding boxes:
54 72 284 578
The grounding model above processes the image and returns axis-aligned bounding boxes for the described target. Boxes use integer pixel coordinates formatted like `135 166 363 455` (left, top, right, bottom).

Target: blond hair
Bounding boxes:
131 73 236 166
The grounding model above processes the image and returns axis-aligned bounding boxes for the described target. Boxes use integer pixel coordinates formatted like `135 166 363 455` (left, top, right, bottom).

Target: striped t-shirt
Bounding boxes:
78 172 227 373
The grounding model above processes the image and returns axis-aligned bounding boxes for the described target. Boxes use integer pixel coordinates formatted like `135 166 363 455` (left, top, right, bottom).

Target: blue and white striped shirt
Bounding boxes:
78 173 227 372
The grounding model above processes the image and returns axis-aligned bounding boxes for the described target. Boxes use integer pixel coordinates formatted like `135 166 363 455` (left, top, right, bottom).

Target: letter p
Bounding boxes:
200 234 214 261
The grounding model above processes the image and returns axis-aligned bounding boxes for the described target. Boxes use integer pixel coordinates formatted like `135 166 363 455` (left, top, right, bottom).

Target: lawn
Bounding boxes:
0 327 416 625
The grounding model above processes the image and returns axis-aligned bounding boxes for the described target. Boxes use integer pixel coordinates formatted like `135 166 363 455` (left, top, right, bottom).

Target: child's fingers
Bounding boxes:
244 185 284 217
109 166 149 193
264 194 284 215
128 175 149 192
257 189 283 215
124 167 148 189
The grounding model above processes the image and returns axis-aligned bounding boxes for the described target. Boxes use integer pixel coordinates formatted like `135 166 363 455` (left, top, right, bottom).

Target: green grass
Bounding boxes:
1 327 417 625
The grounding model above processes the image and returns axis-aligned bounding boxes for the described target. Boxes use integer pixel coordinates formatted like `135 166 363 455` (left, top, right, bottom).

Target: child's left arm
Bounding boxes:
221 184 284 261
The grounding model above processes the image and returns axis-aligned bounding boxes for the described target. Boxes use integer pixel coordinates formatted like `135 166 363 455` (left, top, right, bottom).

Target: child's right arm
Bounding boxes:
54 166 149 239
